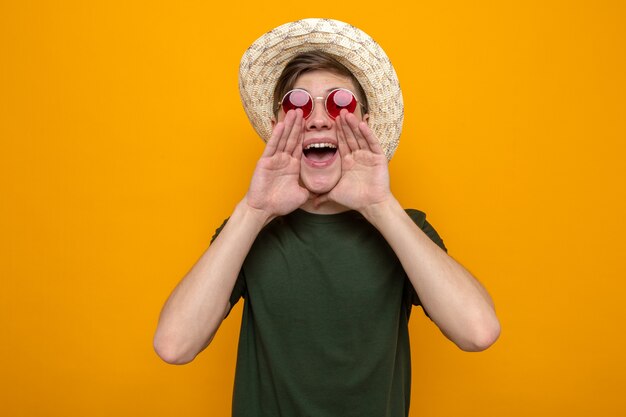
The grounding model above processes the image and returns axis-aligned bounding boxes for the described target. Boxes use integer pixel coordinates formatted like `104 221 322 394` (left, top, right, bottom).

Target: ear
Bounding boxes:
271 117 276 128
363 113 370 125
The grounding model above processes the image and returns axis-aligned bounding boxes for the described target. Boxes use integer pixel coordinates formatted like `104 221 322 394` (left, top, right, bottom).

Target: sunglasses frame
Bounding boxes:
278 88 364 120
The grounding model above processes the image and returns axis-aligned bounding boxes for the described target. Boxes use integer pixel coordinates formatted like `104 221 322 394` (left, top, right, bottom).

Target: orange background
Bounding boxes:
1 1 625 416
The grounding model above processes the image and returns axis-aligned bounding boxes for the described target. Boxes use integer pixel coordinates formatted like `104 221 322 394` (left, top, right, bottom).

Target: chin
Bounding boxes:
300 173 340 195
300 158 341 194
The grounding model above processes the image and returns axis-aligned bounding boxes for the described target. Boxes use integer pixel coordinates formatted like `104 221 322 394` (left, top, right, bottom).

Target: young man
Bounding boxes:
154 18 500 417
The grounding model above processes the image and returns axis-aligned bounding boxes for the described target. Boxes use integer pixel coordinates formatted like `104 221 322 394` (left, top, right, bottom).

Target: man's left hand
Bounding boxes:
314 110 393 212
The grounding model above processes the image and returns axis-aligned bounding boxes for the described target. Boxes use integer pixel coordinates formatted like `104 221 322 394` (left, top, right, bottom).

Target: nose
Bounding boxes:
305 97 332 131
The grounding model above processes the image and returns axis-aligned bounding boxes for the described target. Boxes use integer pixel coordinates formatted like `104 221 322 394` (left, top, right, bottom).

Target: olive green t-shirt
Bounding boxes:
215 208 446 417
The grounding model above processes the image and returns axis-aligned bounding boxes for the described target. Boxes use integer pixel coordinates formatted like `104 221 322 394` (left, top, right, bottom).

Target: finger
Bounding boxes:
276 110 296 153
291 117 305 159
338 111 359 152
345 112 369 150
262 122 285 157
284 109 303 155
336 116 350 158
358 122 385 155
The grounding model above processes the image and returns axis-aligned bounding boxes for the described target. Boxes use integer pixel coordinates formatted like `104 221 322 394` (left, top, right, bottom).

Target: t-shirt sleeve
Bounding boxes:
404 209 448 312
210 218 247 317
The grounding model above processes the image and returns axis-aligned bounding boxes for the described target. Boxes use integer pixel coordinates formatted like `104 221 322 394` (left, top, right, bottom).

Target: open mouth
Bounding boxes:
303 142 337 163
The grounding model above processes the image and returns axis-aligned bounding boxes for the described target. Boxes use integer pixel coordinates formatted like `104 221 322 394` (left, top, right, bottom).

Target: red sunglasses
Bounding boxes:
279 88 361 119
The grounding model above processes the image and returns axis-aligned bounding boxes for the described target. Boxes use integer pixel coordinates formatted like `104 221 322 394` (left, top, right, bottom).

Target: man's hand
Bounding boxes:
245 109 309 221
154 111 308 364
315 110 392 212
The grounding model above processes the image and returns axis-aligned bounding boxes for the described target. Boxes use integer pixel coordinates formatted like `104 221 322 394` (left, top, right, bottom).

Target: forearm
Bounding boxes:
153 199 271 364
361 198 500 351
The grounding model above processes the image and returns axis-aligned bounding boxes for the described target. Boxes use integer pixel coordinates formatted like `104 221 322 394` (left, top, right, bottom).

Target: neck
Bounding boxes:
299 197 350 215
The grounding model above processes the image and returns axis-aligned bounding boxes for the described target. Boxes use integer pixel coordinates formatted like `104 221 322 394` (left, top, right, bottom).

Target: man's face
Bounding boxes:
275 70 368 195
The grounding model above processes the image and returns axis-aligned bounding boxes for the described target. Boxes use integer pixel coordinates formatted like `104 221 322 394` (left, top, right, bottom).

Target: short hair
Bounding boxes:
272 51 369 117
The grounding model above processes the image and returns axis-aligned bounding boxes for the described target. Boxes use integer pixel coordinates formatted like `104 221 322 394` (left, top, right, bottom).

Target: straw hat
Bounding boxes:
239 18 403 160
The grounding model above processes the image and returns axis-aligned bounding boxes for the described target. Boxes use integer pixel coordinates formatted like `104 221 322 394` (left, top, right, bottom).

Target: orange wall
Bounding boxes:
1 1 625 416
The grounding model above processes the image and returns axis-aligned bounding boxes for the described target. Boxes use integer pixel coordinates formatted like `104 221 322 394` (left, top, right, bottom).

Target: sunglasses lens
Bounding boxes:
282 90 312 118
326 89 357 118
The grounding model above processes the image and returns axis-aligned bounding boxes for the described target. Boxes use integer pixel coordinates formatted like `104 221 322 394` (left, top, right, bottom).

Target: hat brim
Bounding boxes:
239 18 403 160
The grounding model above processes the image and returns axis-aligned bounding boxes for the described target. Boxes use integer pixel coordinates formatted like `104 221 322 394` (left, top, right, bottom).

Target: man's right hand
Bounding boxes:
245 109 309 221
154 110 309 365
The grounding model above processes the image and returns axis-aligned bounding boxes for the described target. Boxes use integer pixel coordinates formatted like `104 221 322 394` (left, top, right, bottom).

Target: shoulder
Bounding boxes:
404 208 427 227
210 217 230 243
404 208 447 252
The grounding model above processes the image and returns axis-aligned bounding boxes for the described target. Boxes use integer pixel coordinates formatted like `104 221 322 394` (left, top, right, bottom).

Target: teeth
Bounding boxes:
305 143 337 150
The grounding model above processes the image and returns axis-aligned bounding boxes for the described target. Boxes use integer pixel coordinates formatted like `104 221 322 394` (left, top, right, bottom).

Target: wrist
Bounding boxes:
359 196 402 227
236 197 276 229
